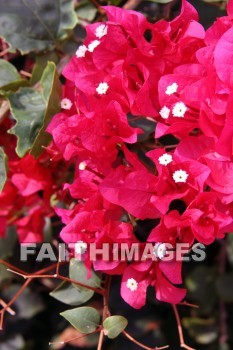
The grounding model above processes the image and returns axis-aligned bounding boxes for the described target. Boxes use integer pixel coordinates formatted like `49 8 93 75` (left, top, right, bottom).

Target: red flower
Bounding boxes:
121 260 186 309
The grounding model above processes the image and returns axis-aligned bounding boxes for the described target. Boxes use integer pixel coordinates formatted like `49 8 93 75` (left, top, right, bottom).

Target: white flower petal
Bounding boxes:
153 243 167 259
172 102 187 118
173 169 189 183
88 40 100 52
126 278 138 292
76 45 87 58
79 161 87 170
159 106 170 119
166 82 178 95
158 153 173 166
95 24 108 38
96 82 109 95
61 98 72 110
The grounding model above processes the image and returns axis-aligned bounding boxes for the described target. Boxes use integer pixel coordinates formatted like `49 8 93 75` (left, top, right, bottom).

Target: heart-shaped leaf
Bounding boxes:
50 281 95 306
69 259 102 291
103 316 128 339
60 307 100 333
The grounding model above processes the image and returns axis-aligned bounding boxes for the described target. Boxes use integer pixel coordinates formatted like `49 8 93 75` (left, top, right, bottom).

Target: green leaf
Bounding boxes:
0 0 77 54
103 316 128 339
0 59 21 89
30 52 59 85
8 87 46 157
69 258 102 291
76 0 98 22
0 59 28 91
50 281 96 306
58 0 78 37
7 62 61 157
0 147 8 191
62 259 102 305
30 61 62 157
60 307 100 333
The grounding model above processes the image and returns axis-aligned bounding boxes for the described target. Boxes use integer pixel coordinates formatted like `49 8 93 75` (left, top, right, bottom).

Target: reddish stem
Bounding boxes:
172 304 196 350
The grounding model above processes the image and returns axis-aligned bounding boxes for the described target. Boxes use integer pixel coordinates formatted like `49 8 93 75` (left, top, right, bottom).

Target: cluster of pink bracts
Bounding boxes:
1 0 233 309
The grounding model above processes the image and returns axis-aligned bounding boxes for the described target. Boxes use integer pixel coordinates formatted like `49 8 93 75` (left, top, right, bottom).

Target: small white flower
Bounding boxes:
61 98 72 110
79 161 87 170
165 82 178 96
153 243 167 259
158 153 173 166
75 241 88 255
159 106 170 119
88 40 100 52
126 278 138 292
173 169 189 183
95 24 108 38
172 102 187 118
76 45 87 58
96 82 109 95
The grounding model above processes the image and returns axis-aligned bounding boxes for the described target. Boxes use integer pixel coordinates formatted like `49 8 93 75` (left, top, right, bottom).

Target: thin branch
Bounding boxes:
0 262 62 329
49 327 101 346
97 330 105 350
172 304 195 350
0 259 105 329
0 278 32 330
179 301 199 309
123 330 169 350
7 267 104 295
58 275 104 295
56 245 62 276
97 275 111 350
0 299 15 316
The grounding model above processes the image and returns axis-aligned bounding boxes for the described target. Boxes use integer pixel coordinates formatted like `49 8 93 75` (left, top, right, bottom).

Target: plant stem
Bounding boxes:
123 330 169 350
97 275 111 350
0 259 105 329
172 304 196 350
